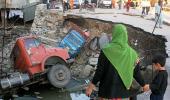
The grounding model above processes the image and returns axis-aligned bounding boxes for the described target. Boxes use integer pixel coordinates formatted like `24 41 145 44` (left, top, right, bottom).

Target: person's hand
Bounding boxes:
86 82 95 97
136 57 144 64
136 58 140 64
143 84 150 92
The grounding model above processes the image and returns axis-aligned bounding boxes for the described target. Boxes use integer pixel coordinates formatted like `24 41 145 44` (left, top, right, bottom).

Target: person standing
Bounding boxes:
145 0 150 15
63 0 69 11
118 0 123 9
155 0 163 28
126 0 131 12
141 0 147 15
143 54 168 100
86 24 147 100
112 0 116 8
70 0 74 9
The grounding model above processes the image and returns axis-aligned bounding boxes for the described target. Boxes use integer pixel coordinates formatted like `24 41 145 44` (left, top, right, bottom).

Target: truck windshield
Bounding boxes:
24 38 41 49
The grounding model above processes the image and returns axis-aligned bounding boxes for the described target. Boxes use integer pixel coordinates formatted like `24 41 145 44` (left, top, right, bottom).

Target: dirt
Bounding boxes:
65 15 167 66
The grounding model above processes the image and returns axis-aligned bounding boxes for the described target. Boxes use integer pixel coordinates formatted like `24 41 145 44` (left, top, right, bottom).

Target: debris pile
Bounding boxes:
0 26 30 74
31 4 65 41
0 5 168 99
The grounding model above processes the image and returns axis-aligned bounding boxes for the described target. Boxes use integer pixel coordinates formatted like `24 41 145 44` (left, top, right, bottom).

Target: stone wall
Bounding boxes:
31 4 65 42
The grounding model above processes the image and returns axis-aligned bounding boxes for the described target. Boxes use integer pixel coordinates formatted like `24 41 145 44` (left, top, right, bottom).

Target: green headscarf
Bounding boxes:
102 24 138 89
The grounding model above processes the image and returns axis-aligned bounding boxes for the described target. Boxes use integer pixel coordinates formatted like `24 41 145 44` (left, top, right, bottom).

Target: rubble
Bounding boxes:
88 58 98 66
82 65 95 78
0 5 168 99
31 4 65 42
0 26 30 74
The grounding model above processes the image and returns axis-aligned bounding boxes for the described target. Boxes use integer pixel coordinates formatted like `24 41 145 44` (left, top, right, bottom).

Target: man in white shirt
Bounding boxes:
155 0 163 28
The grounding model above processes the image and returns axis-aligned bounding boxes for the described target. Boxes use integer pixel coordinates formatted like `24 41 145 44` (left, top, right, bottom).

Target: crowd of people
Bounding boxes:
62 0 166 29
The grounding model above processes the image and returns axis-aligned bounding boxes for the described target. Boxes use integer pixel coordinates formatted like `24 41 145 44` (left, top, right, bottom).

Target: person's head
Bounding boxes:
111 24 128 47
152 54 166 70
158 0 163 6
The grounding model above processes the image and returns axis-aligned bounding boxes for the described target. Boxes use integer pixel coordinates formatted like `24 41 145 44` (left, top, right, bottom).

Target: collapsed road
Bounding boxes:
0 4 169 100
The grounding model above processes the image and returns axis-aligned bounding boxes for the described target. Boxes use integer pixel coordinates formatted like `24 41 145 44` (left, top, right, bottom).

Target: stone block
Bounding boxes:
82 65 94 78
58 21 63 26
63 28 68 34
89 57 98 66
47 30 56 35
55 22 59 26
31 4 64 40
94 53 100 58
57 15 64 21
36 4 47 11
55 29 60 33
46 22 53 27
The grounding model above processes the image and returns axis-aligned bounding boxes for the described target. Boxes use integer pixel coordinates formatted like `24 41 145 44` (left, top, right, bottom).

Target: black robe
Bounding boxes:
92 51 145 99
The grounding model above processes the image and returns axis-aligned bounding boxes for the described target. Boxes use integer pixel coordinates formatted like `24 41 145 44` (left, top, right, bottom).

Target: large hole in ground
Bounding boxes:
64 15 167 85
65 15 167 66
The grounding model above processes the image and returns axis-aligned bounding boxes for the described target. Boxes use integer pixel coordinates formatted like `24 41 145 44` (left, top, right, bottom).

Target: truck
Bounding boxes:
0 35 71 91
98 0 112 8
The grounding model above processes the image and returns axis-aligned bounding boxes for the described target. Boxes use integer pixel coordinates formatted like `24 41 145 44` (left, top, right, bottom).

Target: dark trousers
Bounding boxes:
64 3 69 11
150 93 164 100
146 7 150 15
142 7 146 15
130 96 137 100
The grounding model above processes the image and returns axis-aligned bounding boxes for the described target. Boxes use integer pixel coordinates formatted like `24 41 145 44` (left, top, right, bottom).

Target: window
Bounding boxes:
24 38 41 49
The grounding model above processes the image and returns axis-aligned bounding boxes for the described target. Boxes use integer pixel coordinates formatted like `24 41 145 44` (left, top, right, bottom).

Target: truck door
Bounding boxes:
11 44 21 69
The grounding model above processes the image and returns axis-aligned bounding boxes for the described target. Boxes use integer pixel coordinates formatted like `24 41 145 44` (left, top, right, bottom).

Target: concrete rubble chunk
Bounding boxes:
12 94 19 98
89 57 98 66
99 33 110 49
89 37 99 51
31 4 64 40
22 87 29 91
70 65 82 78
82 65 94 78
34 92 40 95
63 28 68 34
36 96 43 99
94 53 100 58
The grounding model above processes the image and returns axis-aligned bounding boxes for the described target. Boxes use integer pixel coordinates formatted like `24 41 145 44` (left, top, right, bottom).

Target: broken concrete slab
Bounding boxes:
89 58 98 66
82 65 94 78
31 4 64 40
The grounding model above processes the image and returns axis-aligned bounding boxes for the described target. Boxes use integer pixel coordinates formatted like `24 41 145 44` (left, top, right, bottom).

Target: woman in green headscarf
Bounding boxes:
86 24 146 100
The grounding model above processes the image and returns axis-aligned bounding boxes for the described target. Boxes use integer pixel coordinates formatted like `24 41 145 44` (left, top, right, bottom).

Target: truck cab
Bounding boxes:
10 36 71 88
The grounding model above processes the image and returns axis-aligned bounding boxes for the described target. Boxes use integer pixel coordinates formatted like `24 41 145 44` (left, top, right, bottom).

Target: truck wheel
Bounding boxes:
48 64 71 88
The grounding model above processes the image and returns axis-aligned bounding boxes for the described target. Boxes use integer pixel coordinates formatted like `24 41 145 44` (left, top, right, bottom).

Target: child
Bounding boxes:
149 54 168 100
